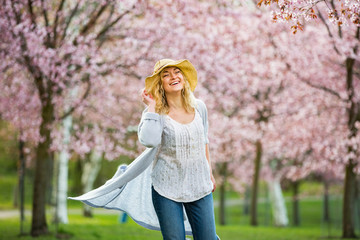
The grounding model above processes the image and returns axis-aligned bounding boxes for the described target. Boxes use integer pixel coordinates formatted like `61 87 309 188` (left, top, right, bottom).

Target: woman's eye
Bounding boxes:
163 74 169 77
175 70 180 74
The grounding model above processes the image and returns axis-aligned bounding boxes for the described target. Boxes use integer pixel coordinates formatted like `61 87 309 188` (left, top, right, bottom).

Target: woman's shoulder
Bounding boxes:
195 98 207 111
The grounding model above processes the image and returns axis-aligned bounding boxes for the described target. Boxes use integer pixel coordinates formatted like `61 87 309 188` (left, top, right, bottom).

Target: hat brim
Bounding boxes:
145 59 197 92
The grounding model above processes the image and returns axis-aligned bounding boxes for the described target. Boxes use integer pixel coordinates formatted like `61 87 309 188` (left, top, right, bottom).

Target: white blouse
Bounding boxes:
151 110 213 202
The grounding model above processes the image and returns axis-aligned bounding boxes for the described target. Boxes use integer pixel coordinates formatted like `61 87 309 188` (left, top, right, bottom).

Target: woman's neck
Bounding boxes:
166 92 184 112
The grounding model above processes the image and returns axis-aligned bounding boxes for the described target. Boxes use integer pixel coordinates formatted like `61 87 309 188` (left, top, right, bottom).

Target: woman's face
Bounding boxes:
161 67 185 94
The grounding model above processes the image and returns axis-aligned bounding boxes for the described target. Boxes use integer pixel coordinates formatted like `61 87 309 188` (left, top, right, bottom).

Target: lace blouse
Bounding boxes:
151 110 213 202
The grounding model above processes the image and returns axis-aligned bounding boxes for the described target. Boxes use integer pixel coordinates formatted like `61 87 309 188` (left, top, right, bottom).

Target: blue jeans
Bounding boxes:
152 186 217 240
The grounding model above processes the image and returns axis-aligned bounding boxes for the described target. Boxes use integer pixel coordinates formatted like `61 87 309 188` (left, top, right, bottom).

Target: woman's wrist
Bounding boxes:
148 104 156 113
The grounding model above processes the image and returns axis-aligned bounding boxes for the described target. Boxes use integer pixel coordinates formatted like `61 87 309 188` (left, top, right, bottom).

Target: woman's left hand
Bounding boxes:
211 174 216 192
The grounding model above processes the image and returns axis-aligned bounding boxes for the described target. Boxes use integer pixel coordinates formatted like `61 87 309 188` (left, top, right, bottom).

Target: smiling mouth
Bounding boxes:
170 81 180 86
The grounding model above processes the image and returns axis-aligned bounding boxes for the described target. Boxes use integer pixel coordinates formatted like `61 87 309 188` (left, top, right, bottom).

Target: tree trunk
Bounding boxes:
47 153 54 205
323 180 330 223
53 113 73 224
342 57 358 238
219 180 226 225
81 150 102 217
72 158 83 195
13 185 18 208
356 177 360 232
292 180 300 226
250 140 262 226
342 162 357 238
31 138 51 236
219 162 228 225
55 146 69 224
243 185 250 216
18 138 26 235
31 102 53 236
268 174 288 227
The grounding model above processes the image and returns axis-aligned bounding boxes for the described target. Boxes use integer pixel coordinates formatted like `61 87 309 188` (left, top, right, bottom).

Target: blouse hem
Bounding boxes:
152 185 213 203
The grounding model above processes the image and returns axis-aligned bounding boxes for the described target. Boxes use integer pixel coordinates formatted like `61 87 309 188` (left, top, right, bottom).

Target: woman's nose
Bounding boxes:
170 72 176 79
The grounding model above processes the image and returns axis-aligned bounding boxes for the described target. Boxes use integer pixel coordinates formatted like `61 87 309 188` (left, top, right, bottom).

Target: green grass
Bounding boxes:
0 174 34 210
0 213 356 240
0 196 353 240
0 175 20 209
1 174 357 239
0 215 163 240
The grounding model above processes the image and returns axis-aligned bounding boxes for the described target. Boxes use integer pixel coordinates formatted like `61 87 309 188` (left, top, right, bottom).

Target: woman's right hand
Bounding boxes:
141 89 156 112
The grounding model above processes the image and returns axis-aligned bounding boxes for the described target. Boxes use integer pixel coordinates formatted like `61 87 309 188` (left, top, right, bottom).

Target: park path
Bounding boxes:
0 208 120 219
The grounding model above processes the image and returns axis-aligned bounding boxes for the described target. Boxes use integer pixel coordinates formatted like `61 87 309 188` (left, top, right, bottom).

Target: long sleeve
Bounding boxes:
196 99 210 144
138 107 164 148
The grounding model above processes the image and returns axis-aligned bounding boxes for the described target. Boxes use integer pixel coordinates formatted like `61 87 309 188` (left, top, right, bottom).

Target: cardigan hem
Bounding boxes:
81 200 194 236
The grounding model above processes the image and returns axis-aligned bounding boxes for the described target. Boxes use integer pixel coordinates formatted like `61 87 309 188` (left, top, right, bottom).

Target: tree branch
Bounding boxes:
27 0 37 29
356 103 360 122
59 77 91 120
80 4 108 36
316 6 341 55
96 5 135 41
300 79 343 100
95 4 116 47
40 0 52 47
9 0 46 99
61 1 80 42
289 66 344 101
104 4 116 26
354 26 360 56
329 0 342 38
52 0 65 48
299 0 325 14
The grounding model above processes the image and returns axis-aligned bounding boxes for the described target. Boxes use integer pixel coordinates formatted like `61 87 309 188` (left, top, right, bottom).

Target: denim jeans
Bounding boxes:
152 186 217 240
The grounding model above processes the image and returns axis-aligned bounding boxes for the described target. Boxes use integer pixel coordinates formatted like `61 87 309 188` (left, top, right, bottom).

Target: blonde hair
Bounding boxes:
146 70 196 114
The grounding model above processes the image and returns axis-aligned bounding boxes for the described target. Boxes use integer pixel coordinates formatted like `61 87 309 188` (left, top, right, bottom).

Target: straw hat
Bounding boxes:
145 59 198 92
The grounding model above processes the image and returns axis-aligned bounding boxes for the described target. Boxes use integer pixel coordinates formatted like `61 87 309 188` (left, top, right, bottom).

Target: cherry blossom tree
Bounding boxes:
0 0 151 236
258 1 360 236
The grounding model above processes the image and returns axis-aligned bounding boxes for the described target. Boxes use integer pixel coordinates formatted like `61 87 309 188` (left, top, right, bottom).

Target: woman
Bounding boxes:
139 59 217 240
69 59 219 240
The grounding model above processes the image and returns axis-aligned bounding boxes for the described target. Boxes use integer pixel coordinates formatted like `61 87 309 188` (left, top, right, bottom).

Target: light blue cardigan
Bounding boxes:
69 99 218 238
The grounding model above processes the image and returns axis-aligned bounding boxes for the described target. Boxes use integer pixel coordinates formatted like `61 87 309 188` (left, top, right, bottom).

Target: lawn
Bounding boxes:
0 213 353 240
1 195 356 240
